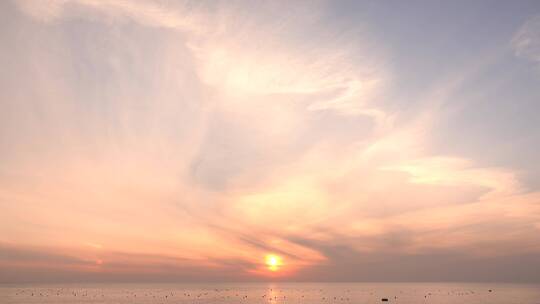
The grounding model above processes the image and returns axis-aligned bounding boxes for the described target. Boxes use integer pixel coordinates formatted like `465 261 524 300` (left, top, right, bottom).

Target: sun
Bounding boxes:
265 254 282 271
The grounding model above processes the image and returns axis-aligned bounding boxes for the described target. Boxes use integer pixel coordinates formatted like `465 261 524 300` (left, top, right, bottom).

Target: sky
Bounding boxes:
1 0 540 283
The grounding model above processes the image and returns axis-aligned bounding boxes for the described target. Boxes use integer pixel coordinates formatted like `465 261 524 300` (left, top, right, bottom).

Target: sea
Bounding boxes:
1 282 539 304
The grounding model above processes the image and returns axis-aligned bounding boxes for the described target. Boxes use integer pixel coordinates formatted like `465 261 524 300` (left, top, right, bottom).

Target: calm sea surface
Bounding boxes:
1 283 539 304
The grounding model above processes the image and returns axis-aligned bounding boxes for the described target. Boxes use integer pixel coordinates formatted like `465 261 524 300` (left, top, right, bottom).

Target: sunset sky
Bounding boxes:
1 0 540 283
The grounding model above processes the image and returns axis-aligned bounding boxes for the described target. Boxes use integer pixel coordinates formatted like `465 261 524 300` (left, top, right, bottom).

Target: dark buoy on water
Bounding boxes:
381 298 389 302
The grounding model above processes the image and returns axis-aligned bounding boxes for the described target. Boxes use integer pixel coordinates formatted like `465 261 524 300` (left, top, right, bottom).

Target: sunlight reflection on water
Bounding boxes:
2 282 540 304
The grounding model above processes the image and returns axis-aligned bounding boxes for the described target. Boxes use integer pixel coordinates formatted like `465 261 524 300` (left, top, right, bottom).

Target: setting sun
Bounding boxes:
265 254 282 271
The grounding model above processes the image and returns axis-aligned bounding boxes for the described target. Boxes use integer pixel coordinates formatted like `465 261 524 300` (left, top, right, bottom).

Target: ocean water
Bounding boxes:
1 282 539 304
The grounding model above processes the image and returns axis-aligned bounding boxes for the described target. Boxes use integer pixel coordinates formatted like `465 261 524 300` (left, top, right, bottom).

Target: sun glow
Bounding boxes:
265 254 282 271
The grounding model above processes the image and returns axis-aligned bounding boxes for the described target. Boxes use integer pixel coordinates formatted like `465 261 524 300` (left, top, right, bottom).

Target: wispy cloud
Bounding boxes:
512 15 540 65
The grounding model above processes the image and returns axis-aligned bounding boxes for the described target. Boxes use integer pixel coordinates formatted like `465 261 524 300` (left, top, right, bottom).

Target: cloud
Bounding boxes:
512 15 540 64
15 0 389 119
15 0 206 31
382 156 522 200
